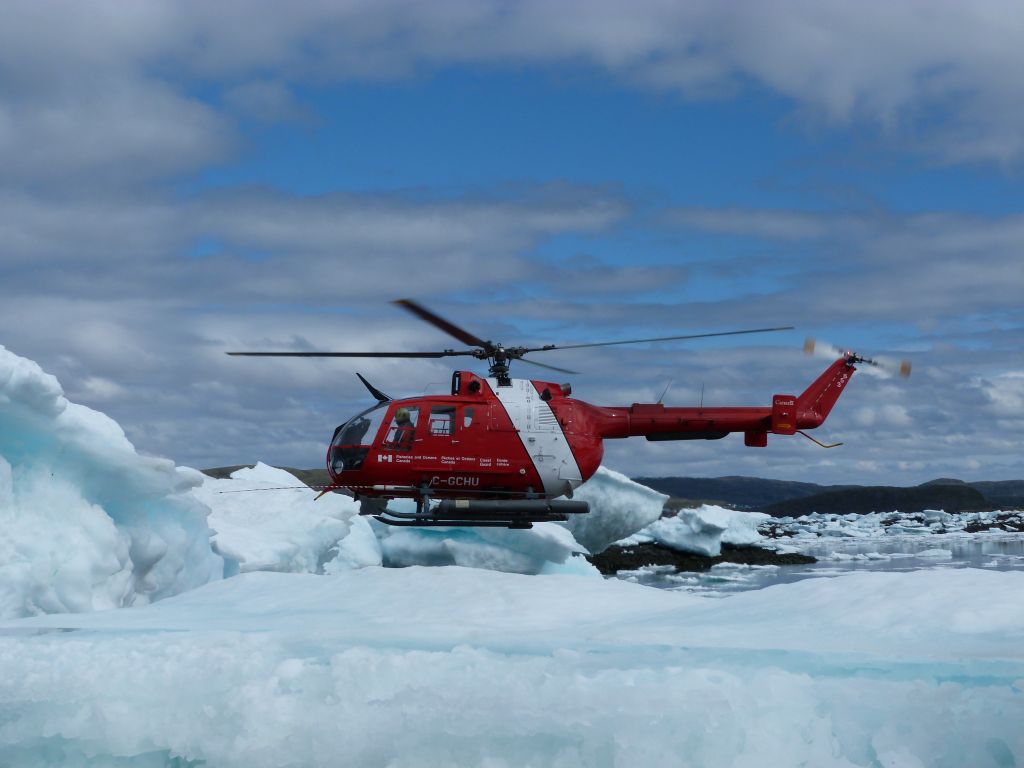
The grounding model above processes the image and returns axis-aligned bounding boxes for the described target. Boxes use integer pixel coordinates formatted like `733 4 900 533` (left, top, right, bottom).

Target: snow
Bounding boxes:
192 463 375 573
1 567 1022 766
0 345 224 619
620 504 771 556
561 466 667 553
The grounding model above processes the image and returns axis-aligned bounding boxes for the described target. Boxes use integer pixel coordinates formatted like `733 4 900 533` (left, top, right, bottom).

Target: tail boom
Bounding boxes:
590 357 856 446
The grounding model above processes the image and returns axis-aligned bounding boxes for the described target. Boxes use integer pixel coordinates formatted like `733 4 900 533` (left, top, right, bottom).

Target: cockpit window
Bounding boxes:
330 402 388 473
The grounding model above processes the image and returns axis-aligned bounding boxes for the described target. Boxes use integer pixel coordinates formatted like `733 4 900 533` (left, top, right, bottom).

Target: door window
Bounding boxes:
429 405 457 437
383 406 419 451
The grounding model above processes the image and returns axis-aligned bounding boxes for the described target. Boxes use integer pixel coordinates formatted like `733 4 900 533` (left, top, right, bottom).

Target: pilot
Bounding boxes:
393 407 415 450
348 417 371 446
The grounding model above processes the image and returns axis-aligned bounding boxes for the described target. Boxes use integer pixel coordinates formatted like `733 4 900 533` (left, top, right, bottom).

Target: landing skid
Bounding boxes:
367 496 590 529
374 516 560 529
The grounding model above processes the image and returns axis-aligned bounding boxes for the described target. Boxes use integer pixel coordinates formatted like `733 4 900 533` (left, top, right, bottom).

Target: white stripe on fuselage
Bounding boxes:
487 378 583 498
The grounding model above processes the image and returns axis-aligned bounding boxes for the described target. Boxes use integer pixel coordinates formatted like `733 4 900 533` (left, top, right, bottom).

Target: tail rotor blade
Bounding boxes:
804 338 911 379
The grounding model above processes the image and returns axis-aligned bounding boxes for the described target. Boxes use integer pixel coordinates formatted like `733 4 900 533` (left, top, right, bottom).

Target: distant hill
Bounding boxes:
635 475 1023 514
761 482 992 517
968 480 1024 509
634 476 854 510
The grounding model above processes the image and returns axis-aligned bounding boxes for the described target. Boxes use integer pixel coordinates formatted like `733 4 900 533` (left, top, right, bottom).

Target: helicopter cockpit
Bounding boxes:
328 402 390 474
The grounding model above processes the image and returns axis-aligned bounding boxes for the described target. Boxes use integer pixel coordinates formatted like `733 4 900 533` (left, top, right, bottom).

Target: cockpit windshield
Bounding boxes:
329 402 389 473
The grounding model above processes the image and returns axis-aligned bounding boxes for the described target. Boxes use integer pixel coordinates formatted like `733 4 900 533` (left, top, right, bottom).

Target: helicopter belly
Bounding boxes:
488 378 583 497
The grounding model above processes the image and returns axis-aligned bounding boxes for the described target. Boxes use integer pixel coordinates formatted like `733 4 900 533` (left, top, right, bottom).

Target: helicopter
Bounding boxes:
229 300 909 529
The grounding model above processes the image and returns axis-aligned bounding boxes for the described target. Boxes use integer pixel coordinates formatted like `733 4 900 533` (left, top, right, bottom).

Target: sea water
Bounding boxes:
618 531 1024 595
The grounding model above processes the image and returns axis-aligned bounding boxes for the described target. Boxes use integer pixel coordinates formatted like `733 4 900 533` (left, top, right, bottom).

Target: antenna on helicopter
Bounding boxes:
356 373 392 403
656 379 674 404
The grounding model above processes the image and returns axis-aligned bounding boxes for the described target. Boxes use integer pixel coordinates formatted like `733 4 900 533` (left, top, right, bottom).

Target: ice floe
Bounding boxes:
1 567 1021 766
618 505 771 556
762 509 1024 541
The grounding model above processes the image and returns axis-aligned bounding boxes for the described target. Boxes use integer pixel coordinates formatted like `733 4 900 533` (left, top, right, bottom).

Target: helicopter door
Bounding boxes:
382 406 420 452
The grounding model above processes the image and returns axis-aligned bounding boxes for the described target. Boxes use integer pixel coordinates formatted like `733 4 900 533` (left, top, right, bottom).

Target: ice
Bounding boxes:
621 505 771 557
762 509 1024 545
822 551 893 562
561 466 667 553
371 467 664 573
645 508 728 556
915 548 954 559
324 515 384 573
191 463 373 573
0 345 224 619
374 511 593 575
1 567 1022 766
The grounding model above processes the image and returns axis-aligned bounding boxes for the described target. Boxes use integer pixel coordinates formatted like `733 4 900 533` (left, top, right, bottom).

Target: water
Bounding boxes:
617 531 1024 596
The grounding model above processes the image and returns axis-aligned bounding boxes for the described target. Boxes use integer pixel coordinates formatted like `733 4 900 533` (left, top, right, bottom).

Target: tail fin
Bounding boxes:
797 358 856 428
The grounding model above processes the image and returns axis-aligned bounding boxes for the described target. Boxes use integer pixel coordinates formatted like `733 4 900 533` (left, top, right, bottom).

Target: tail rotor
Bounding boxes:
804 338 911 379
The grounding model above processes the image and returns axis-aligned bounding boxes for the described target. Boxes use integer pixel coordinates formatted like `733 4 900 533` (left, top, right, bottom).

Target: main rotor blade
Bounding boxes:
226 350 479 358
521 326 795 353
517 356 579 375
393 298 488 348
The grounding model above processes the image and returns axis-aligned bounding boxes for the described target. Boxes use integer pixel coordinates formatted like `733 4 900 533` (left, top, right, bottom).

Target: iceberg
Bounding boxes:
374 510 592 575
369 467 667 573
622 504 771 557
1 567 1021 766
0 345 224 619
192 463 375 573
562 466 668 553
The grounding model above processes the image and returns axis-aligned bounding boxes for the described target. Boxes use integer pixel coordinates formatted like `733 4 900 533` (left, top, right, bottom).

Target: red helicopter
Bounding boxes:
229 300 908 529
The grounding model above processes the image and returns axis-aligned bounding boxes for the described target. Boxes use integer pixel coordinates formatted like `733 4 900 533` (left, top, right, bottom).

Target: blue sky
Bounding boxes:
1 1 1022 484
201 70 1024 213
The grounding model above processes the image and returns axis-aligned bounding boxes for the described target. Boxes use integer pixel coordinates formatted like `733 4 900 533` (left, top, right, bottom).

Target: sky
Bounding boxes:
1 0 1022 485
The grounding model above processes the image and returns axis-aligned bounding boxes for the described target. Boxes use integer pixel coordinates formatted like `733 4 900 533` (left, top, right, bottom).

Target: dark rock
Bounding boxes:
587 542 815 575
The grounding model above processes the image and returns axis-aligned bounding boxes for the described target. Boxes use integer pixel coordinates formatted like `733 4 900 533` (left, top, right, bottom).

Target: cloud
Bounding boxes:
5 0 1024 172
662 207 1024 328
1 1 1021 483
0 183 627 302
222 80 313 124
978 371 1024 419
665 209 836 241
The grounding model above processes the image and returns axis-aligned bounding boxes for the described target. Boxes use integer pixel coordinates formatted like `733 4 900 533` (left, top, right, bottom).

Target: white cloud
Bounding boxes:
0 1 1021 482
979 371 1024 417
663 207 1024 328
4 0 1024 172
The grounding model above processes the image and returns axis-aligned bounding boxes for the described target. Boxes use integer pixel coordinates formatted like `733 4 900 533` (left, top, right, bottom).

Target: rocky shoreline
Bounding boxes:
587 542 816 576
